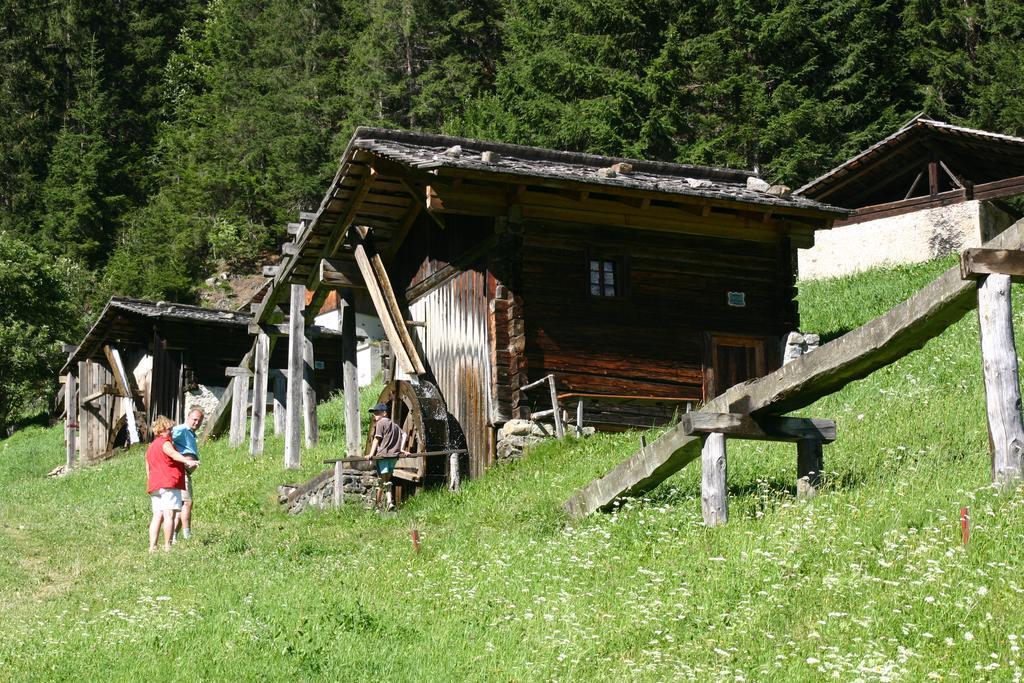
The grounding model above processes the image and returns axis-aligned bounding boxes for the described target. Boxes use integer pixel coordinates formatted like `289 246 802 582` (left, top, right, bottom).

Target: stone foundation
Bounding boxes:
278 462 380 514
496 419 595 461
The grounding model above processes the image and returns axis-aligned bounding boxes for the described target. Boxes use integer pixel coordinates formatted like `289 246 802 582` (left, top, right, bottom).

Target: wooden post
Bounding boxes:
336 291 360 506
272 371 286 435
977 273 1024 487
548 375 565 438
64 371 77 469
249 333 270 456
701 433 728 526
225 367 250 448
576 399 584 437
285 284 305 469
302 335 319 447
796 438 824 499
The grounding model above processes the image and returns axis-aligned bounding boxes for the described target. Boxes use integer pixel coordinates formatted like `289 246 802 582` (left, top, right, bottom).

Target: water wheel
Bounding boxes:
365 379 454 500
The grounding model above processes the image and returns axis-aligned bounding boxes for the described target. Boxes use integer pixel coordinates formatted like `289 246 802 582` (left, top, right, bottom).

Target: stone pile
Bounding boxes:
782 331 820 365
278 462 379 514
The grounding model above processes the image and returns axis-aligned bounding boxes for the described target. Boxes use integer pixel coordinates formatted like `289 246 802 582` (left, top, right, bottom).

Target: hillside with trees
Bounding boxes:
2 0 1024 430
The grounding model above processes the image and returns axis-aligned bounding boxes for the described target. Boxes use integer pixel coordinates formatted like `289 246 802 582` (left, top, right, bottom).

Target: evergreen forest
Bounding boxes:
2 0 1024 430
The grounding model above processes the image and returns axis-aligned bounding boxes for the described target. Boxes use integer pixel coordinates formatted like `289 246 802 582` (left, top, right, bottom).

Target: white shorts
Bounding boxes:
150 488 183 513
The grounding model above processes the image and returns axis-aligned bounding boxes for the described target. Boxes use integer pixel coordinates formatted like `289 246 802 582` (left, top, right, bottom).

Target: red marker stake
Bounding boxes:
960 507 970 546
411 528 421 553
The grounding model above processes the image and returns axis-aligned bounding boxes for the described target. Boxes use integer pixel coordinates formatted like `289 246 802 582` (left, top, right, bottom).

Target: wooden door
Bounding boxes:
705 334 767 399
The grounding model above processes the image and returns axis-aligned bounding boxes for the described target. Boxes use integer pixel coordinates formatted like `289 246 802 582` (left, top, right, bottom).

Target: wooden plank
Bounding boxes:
548 375 565 439
228 366 248 448
285 285 304 468
81 385 118 404
563 430 704 516
705 218 1024 417
249 332 270 456
960 248 1024 282
302 335 319 448
681 413 836 443
64 371 77 470
322 167 377 259
352 229 423 375
103 346 140 444
797 438 824 499
701 434 727 526
977 273 1024 487
272 370 286 436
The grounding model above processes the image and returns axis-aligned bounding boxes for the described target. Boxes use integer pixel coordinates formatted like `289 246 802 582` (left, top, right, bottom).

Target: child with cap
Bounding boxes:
367 402 406 510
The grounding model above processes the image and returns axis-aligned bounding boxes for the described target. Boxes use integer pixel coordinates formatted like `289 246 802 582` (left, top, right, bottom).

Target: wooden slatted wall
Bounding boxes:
410 265 494 478
77 360 116 463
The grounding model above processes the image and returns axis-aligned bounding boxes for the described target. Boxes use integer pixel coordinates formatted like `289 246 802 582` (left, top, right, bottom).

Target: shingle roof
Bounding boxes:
352 128 846 214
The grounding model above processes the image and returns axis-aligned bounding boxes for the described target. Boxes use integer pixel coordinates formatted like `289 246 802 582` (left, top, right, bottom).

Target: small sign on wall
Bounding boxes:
314 360 325 370
727 291 746 307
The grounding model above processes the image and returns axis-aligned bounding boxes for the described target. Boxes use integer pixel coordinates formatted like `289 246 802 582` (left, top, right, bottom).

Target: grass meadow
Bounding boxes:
3 256 1024 681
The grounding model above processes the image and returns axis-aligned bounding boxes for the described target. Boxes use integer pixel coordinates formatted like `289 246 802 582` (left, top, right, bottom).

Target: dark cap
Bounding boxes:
369 402 389 413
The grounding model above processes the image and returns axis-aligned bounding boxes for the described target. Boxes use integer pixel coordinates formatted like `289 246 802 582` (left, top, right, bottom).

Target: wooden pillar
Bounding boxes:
796 438 824 499
576 399 584 437
701 433 728 526
928 158 939 196
225 367 250 448
302 335 319 447
249 333 270 456
285 284 305 469
78 361 91 461
64 371 77 470
272 371 286 435
336 291 361 506
977 273 1024 487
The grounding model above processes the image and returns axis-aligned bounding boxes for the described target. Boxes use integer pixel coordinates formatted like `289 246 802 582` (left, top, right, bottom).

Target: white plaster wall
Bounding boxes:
799 200 983 280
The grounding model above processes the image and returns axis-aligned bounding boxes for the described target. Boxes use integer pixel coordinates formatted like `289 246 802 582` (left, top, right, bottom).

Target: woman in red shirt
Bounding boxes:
146 415 199 552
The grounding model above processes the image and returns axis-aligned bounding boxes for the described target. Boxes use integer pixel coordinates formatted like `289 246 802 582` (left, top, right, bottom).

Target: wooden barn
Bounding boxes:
58 297 349 467
244 127 847 483
797 116 1024 278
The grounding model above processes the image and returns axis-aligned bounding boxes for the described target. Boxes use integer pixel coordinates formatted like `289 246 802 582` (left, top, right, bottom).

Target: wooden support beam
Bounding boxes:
103 345 141 444
797 438 824 499
81 385 118 405
701 434 727 526
64 371 77 470
681 413 836 443
548 375 565 439
247 321 344 339
977 273 1024 487
928 159 939 196
249 333 270 456
322 167 377 259
960 248 1024 283
705 219 1024 417
226 367 250 448
336 291 361 506
352 228 425 376
302 335 319 448
285 284 304 469
316 258 366 290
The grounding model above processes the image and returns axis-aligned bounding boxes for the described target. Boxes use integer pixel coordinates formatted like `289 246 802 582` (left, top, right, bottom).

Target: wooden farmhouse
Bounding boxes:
242 127 847 485
797 116 1024 279
58 297 350 467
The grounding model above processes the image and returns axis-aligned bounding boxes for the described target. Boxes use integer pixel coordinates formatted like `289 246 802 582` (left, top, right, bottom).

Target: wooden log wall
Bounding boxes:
517 221 796 407
488 220 528 421
150 331 184 425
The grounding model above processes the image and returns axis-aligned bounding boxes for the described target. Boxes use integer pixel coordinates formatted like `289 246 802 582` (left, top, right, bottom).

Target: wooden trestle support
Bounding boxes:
566 219 1024 524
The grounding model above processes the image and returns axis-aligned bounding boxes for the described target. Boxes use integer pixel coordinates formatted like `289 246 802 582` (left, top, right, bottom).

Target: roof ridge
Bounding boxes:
352 126 755 183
